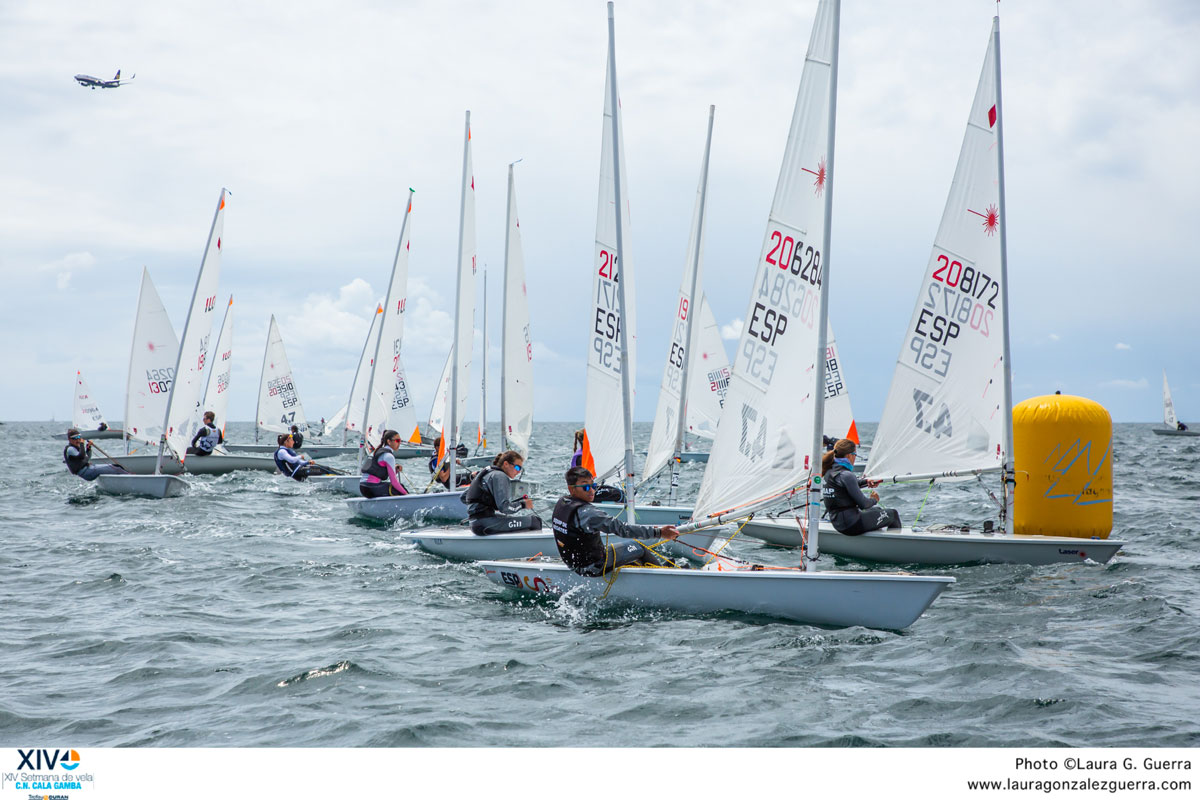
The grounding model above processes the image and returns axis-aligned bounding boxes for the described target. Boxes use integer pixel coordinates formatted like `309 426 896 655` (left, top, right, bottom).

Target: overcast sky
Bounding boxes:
2 0 1197 427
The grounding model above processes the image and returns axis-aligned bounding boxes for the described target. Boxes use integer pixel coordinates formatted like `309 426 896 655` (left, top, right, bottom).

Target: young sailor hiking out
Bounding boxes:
552 466 680 575
63 429 130 481
359 430 410 498
461 450 542 535
274 433 337 482
821 439 899 536
187 411 224 456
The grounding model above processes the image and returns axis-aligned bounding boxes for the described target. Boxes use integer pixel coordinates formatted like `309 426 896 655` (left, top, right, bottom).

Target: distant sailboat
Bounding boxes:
1153 370 1198 436
69 370 122 439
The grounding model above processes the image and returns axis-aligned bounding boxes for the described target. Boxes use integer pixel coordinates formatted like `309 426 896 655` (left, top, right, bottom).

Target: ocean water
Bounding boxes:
1 420 1197 747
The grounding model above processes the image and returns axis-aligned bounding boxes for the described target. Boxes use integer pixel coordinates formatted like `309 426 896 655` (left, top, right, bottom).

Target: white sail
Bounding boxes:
363 190 421 451
124 268 179 447
643 143 711 484
200 296 234 437
72 371 107 431
692 0 838 523
428 347 452 438
440 112 477 473
501 164 534 458
866 26 1007 481
685 295 731 441
582 35 637 483
344 304 383 439
478 269 488 448
162 189 227 463
324 404 347 438
1163 371 1178 428
822 321 858 444
255 315 308 437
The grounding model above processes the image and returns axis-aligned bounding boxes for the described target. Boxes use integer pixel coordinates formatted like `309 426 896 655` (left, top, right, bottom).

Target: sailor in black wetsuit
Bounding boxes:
274 433 335 482
187 411 224 456
62 429 128 481
820 438 900 536
461 450 542 535
290 425 304 449
551 467 679 575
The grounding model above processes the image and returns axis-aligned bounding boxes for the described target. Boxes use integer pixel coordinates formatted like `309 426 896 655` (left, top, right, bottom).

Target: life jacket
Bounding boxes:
274 446 302 477
462 466 501 518
292 432 304 449
552 495 604 571
821 462 858 514
193 425 221 453
363 446 394 481
63 444 89 475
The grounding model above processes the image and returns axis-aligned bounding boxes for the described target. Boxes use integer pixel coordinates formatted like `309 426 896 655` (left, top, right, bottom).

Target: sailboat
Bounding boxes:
741 17 1124 565
478 1 954 629
117 268 179 455
68 370 123 439
462 268 494 469
199 296 234 442
96 191 275 495
1153 371 1197 436
348 117 475 524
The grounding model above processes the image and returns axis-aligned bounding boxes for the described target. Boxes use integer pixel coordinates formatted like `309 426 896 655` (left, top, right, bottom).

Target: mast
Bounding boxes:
668 105 715 504
480 267 487 453
992 15 1015 535
253 316 272 445
500 164 515 451
361 188 415 465
805 0 840 564
449 110 471 489
607 2 636 519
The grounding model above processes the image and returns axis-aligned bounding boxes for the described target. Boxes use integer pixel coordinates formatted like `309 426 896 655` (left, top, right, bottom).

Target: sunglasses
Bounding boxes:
511 464 522 472
572 483 596 492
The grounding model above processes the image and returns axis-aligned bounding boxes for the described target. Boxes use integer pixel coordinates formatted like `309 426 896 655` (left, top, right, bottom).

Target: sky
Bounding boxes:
1 0 1197 427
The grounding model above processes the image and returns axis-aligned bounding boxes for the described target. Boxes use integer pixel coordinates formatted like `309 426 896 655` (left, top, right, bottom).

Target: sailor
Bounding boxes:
551 466 679 575
290 424 304 449
274 432 335 482
460 450 542 535
97 421 109 432
433 458 473 491
62 429 128 481
187 411 224 456
820 438 900 536
359 429 409 497
569 429 585 468
1179 421 1189 431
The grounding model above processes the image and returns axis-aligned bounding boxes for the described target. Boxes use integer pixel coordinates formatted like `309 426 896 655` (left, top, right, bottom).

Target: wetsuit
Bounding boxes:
359 446 408 498
570 447 583 469
551 496 673 576
274 445 335 482
187 425 223 456
461 466 542 535
821 458 901 536
291 430 304 449
63 444 127 482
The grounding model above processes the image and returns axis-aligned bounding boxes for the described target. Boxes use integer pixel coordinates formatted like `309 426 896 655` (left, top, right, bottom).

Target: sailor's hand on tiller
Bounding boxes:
659 525 680 540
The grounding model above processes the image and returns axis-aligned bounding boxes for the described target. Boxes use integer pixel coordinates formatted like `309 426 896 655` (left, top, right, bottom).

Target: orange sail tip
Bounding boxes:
409 425 421 443
581 430 596 476
219 197 226 210
376 305 383 314
847 420 860 445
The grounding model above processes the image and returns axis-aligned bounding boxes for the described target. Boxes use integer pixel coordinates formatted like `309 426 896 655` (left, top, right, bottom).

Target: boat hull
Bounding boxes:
399 528 556 560
589 502 720 559
1151 428 1200 437
224 443 362 457
346 491 468 523
89 453 277 475
307 475 362 494
741 518 1125 566
59 428 124 440
676 451 709 463
480 559 954 630
95 474 188 498
461 454 494 468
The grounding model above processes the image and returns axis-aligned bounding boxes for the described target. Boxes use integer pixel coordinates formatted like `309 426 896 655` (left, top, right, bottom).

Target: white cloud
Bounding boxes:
1048 333 1060 342
1115 342 1131 351
38 251 95 291
720 318 743 341
1101 378 1148 390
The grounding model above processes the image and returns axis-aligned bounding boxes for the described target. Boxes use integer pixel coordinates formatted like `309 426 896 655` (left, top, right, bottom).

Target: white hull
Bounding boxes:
90 453 277 475
741 518 1125 566
677 451 709 463
1151 428 1200 437
480 559 954 630
399 528 555 561
594 502 693 526
225 443 361 457
95 473 188 498
307 475 362 494
346 490 468 523
461 454 494 468
59 428 124 440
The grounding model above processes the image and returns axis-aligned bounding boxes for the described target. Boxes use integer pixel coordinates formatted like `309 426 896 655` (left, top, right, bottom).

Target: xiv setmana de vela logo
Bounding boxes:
2 749 93 793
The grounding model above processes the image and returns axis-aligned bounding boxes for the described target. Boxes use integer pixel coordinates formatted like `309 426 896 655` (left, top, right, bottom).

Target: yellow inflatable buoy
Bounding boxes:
1012 394 1113 539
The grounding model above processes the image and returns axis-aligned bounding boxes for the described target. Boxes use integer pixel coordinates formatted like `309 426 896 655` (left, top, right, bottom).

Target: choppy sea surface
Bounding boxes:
1 420 1197 747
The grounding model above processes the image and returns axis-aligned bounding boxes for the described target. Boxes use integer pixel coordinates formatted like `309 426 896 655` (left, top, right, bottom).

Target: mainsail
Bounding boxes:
428 348 452 440
692 0 839 525
500 164 534 459
73 371 107 431
866 22 1009 481
200 296 233 437
684 295 731 441
644 111 715 485
161 189 227 465
363 190 420 451
255 315 308 438
1163 371 1178 428
822 322 858 444
342 304 383 442
582 15 637 485
123 268 179 448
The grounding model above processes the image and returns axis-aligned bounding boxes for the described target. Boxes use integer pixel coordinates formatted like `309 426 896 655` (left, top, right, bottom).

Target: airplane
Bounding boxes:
74 69 135 89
